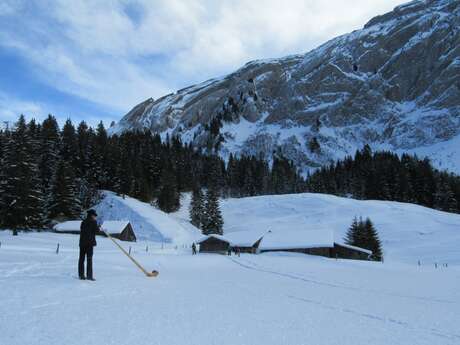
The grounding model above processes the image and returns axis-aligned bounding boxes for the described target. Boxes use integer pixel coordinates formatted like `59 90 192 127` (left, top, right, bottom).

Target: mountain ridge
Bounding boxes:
112 0 460 172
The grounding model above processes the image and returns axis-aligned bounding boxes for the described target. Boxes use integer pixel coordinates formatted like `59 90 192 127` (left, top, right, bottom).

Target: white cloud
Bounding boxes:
0 0 404 116
0 92 45 123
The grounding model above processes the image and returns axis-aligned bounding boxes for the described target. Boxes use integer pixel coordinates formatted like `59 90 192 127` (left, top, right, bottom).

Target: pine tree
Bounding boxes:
363 217 383 261
344 216 360 246
189 186 204 228
39 115 60 213
434 178 458 212
202 185 223 235
1 116 46 232
48 159 81 220
61 119 79 169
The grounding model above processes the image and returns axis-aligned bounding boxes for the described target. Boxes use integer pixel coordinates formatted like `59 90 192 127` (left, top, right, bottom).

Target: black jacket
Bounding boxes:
80 218 99 247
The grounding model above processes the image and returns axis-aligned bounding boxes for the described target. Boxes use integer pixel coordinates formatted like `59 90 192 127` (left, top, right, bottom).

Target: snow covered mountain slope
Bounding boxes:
93 191 201 244
112 0 460 172
174 192 460 264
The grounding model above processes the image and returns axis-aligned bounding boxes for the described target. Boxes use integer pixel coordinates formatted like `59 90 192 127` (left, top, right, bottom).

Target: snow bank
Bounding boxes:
94 191 201 244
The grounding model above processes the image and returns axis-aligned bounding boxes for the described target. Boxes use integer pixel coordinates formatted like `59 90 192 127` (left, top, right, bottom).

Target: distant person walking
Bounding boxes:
78 209 99 281
192 242 197 255
235 247 241 257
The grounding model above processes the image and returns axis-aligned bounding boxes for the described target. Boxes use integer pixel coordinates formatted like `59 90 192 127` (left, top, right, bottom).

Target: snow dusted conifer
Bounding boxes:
1 115 46 231
0 128 9 227
363 217 383 261
39 115 60 214
434 177 458 213
189 186 204 229
61 119 79 169
344 216 360 246
48 159 81 220
202 185 223 235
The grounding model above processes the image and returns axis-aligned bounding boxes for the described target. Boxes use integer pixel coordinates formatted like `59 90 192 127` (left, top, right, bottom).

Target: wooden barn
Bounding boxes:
197 231 266 254
258 229 371 260
54 220 136 242
197 235 230 254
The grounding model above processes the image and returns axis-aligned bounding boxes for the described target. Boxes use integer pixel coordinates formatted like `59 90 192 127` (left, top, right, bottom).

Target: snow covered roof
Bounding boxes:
196 231 266 247
54 220 130 234
100 221 130 233
197 229 335 250
225 230 267 247
54 221 82 232
335 242 372 255
196 234 228 244
258 229 334 251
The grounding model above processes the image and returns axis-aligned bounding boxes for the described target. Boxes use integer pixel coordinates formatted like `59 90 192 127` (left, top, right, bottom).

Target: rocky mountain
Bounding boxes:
112 0 460 173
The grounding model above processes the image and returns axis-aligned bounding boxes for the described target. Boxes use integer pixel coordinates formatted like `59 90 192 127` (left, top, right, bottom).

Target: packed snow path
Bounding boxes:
1 232 459 345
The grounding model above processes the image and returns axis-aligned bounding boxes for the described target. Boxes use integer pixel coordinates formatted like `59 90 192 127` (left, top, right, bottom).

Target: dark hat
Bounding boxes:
87 209 98 217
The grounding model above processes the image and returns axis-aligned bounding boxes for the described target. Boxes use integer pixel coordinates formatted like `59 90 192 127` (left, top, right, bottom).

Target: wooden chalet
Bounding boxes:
197 235 230 254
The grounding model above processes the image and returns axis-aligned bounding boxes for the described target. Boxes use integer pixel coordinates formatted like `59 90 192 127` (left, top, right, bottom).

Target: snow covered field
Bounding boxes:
1 232 459 345
2 192 460 345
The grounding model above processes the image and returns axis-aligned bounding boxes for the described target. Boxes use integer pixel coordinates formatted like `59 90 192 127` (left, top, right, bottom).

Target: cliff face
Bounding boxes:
112 0 460 172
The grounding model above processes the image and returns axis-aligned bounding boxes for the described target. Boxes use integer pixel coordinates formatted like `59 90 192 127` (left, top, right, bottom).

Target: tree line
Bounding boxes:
1 115 459 233
0 115 303 231
306 145 460 213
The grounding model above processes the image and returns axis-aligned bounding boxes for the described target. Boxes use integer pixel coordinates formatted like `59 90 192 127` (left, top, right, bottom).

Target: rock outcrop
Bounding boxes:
112 0 460 172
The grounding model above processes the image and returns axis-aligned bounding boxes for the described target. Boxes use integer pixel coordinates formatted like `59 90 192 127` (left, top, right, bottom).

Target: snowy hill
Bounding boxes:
174 192 460 265
89 190 460 264
93 191 201 244
112 0 460 173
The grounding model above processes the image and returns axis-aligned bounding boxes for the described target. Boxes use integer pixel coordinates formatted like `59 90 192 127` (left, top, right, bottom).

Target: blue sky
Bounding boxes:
0 0 403 127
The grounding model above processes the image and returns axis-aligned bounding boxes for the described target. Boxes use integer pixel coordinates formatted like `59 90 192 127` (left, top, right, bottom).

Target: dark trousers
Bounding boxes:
78 246 93 278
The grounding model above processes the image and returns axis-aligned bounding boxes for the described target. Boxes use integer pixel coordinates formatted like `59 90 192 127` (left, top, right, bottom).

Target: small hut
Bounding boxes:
101 221 136 242
197 235 230 254
54 220 136 242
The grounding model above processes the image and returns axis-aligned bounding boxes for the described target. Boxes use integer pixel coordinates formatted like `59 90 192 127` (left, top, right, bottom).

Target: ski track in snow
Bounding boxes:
228 256 456 305
226 256 460 341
